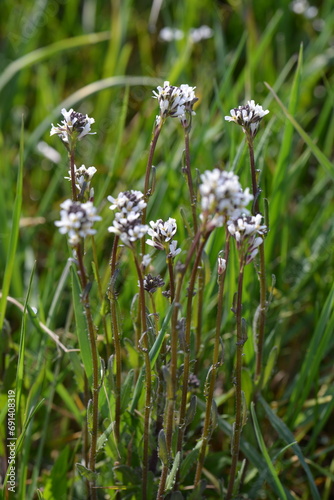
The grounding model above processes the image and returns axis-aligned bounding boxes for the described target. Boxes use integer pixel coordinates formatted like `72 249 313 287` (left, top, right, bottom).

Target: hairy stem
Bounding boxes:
226 261 245 500
92 236 111 359
141 119 163 255
69 149 77 202
167 256 175 303
176 236 208 458
133 252 151 500
195 264 205 367
76 245 99 500
157 229 203 496
109 235 121 441
184 131 198 236
247 138 267 385
194 236 230 485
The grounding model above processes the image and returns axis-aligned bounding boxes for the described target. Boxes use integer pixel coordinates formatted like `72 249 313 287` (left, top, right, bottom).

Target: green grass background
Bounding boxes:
0 0 334 498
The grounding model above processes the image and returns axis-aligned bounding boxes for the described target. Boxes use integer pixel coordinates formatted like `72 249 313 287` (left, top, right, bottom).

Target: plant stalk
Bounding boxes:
133 252 151 500
226 260 245 500
247 138 267 385
141 119 163 255
194 236 230 485
109 235 122 442
176 236 208 457
76 245 99 500
157 229 203 496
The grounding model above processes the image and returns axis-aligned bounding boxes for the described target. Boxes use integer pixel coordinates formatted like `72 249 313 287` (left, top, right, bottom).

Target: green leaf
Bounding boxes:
43 446 70 500
158 429 168 466
262 346 278 388
251 402 288 500
120 369 134 412
97 421 115 452
180 448 199 482
87 399 93 435
166 452 181 492
76 463 99 482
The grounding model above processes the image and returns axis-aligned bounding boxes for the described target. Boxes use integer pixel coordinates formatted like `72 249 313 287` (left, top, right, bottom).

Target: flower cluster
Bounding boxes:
65 165 97 200
225 100 269 138
199 169 253 228
142 274 165 294
108 190 148 246
146 217 181 258
159 25 213 44
153 81 198 126
108 190 146 215
50 108 95 147
55 199 101 247
227 213 267 264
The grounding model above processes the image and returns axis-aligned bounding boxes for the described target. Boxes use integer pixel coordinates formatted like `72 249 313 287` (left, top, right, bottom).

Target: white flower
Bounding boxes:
189 25 213 43
146 218 178 250
152 81 198 121
108 211 148 246
168 240 181 258
159 27 184 42
227 214 267 264
225 100 269 137
199 169 253 228
50 108 95 144
108 190 146 215
65 165 97 194
55 199 101 246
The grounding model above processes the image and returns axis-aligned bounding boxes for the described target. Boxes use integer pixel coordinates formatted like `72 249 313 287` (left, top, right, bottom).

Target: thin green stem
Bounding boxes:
133 251 151 500
109 235 121 442
194 236 230 486
247 138 267 385
226 260 245 500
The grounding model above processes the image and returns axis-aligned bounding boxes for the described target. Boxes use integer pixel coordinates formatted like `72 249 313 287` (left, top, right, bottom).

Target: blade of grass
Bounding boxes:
266 44 303 262
286 279 334 425
251 402 287 500
0 118 24 331
2 399 45 492
0 32 111 93
265 82 334 179
258 395 321 500
15 263 36 422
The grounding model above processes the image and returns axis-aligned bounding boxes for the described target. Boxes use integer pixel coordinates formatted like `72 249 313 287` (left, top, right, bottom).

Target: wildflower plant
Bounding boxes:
49 88 270 500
